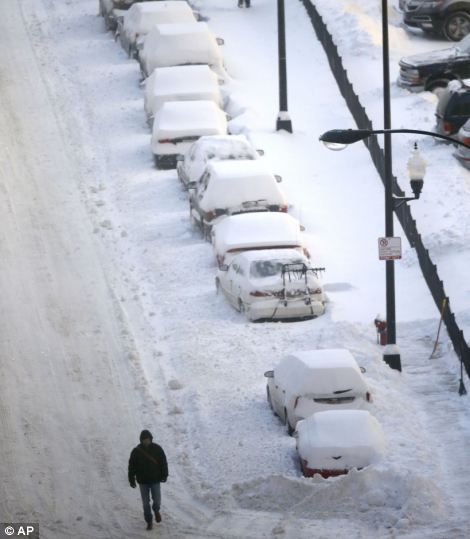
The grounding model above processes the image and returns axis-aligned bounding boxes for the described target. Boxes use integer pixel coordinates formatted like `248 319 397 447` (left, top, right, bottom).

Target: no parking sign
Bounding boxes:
378 237 402 260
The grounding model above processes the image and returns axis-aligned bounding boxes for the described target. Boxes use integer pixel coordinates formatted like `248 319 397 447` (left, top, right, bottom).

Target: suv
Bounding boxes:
435 79 470 135
398 34 470 91
403 0 470 41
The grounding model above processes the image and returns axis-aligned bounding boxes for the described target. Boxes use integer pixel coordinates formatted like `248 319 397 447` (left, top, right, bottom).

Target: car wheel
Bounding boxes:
238 298 245 313
284 408 294 436
443 11 470 41
425 78 451 92
215 277 220 295
202 222 211 241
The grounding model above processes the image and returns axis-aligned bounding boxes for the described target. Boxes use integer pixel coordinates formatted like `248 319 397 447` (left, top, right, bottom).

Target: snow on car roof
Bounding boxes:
296 410 386 470
212 212 303 255
234 248 309 263
142 22 223 72
144 65 221 116
199 160 286 212
275 349 368 395
152 101 227 138
188 135 256 158
124 1 196 38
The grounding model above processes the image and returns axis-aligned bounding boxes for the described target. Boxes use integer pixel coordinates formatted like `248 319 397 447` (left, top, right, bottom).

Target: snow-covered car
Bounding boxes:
99 0 150 31
216 249 325 321
151 100 228 169
139 22 224 78
177 134 263 189
211 212 309 267
264 349 370 434
189 160 287 237
117 1 196 58
143 65 222 125
295 410 386 478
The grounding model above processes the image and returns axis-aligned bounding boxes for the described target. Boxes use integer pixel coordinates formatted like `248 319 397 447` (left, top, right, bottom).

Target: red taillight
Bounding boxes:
366 391 371 403
463 137 470 146
280 204 288 213
205 211 216 221
310 287 322 295
158 139 172 144
249 290 271 297
294 396 300 409
443 122 454 135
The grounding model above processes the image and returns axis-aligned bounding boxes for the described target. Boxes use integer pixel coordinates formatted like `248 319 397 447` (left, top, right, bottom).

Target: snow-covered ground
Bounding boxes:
0 0 469 538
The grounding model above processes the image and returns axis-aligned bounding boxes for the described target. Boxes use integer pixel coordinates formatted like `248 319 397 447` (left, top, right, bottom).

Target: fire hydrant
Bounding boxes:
374 316 387 346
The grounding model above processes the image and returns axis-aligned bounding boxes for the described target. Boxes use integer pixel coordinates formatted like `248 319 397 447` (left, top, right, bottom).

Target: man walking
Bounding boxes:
128 430 168 530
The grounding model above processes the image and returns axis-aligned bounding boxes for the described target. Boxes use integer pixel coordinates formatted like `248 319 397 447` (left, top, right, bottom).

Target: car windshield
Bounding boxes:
456 34 470 55
250 259 304 278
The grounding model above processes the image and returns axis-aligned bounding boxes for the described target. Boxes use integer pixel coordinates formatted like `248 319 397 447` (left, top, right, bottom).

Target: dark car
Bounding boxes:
403 0 470 41
435 79 470 135
398 34 470 91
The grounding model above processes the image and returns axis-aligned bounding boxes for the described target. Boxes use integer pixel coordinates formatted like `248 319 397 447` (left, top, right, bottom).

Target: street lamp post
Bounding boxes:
319 126 470 371
276 0 293 133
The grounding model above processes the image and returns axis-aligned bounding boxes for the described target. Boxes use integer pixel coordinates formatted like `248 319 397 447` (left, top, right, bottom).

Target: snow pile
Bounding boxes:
140 21 224 76
143 65 222 118
296 409 386 470
199 160 286 212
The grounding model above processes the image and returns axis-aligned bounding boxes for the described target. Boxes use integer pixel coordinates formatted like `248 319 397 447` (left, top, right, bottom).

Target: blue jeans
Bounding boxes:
139 483 161 523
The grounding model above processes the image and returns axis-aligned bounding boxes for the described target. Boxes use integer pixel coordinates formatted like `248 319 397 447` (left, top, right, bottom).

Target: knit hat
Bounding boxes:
139 429 153 442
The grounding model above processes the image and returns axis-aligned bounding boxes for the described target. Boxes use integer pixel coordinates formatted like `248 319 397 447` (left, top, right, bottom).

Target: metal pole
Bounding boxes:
382 0 401 371
276 0 293 132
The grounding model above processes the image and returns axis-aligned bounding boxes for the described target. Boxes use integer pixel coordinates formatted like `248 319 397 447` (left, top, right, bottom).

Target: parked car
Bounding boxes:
143 65 222 125
398 34 470 91
216 249 325 322
454 116 470 166
189 160 287 237
151 100 228 169
264 349 370 434
139 22 224 78
435 78 470 135
403 0 470 41
295 410 386 478
117 1 196 58
211 212 309 267
99 0 150 31
177 134 263 190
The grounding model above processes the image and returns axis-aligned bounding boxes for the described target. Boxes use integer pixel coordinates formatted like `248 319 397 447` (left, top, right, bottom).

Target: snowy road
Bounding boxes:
0 0 469 538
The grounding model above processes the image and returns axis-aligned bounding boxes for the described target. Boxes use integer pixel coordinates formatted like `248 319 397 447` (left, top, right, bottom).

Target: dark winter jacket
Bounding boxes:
128 443 168 485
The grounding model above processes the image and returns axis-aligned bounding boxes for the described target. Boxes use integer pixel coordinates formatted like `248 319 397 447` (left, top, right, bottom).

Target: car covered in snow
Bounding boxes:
398 34 470 91
454 116 470 167
189 160 287 237
139 22 224 78
216 249 325 322
177 134 263 189
264 349 370 434
434 78 470 136
295 410 386 478
151 100 228 169
211 212 309 267
99 0 151 31
117 1 197 58
143 65 223 124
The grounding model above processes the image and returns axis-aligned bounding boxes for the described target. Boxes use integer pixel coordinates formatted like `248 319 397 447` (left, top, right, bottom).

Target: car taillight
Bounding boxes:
249 290 271 297
294 396 300 409
366 391 371 403
280 204 288 213
205 211 215 221
443 122 454 135
463 137 470 146
158 139 172 144
309 287 322 295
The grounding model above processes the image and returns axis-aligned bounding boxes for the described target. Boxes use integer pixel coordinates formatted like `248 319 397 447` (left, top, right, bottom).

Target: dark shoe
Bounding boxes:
155 511 162 523
146 521 153 530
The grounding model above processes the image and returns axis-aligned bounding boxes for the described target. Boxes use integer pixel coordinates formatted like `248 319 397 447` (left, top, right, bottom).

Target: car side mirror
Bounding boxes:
264 370 274 378
274 174 282 183
219 264 229 272
216 37 225 46
257 149 265 156
360 366 366 374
